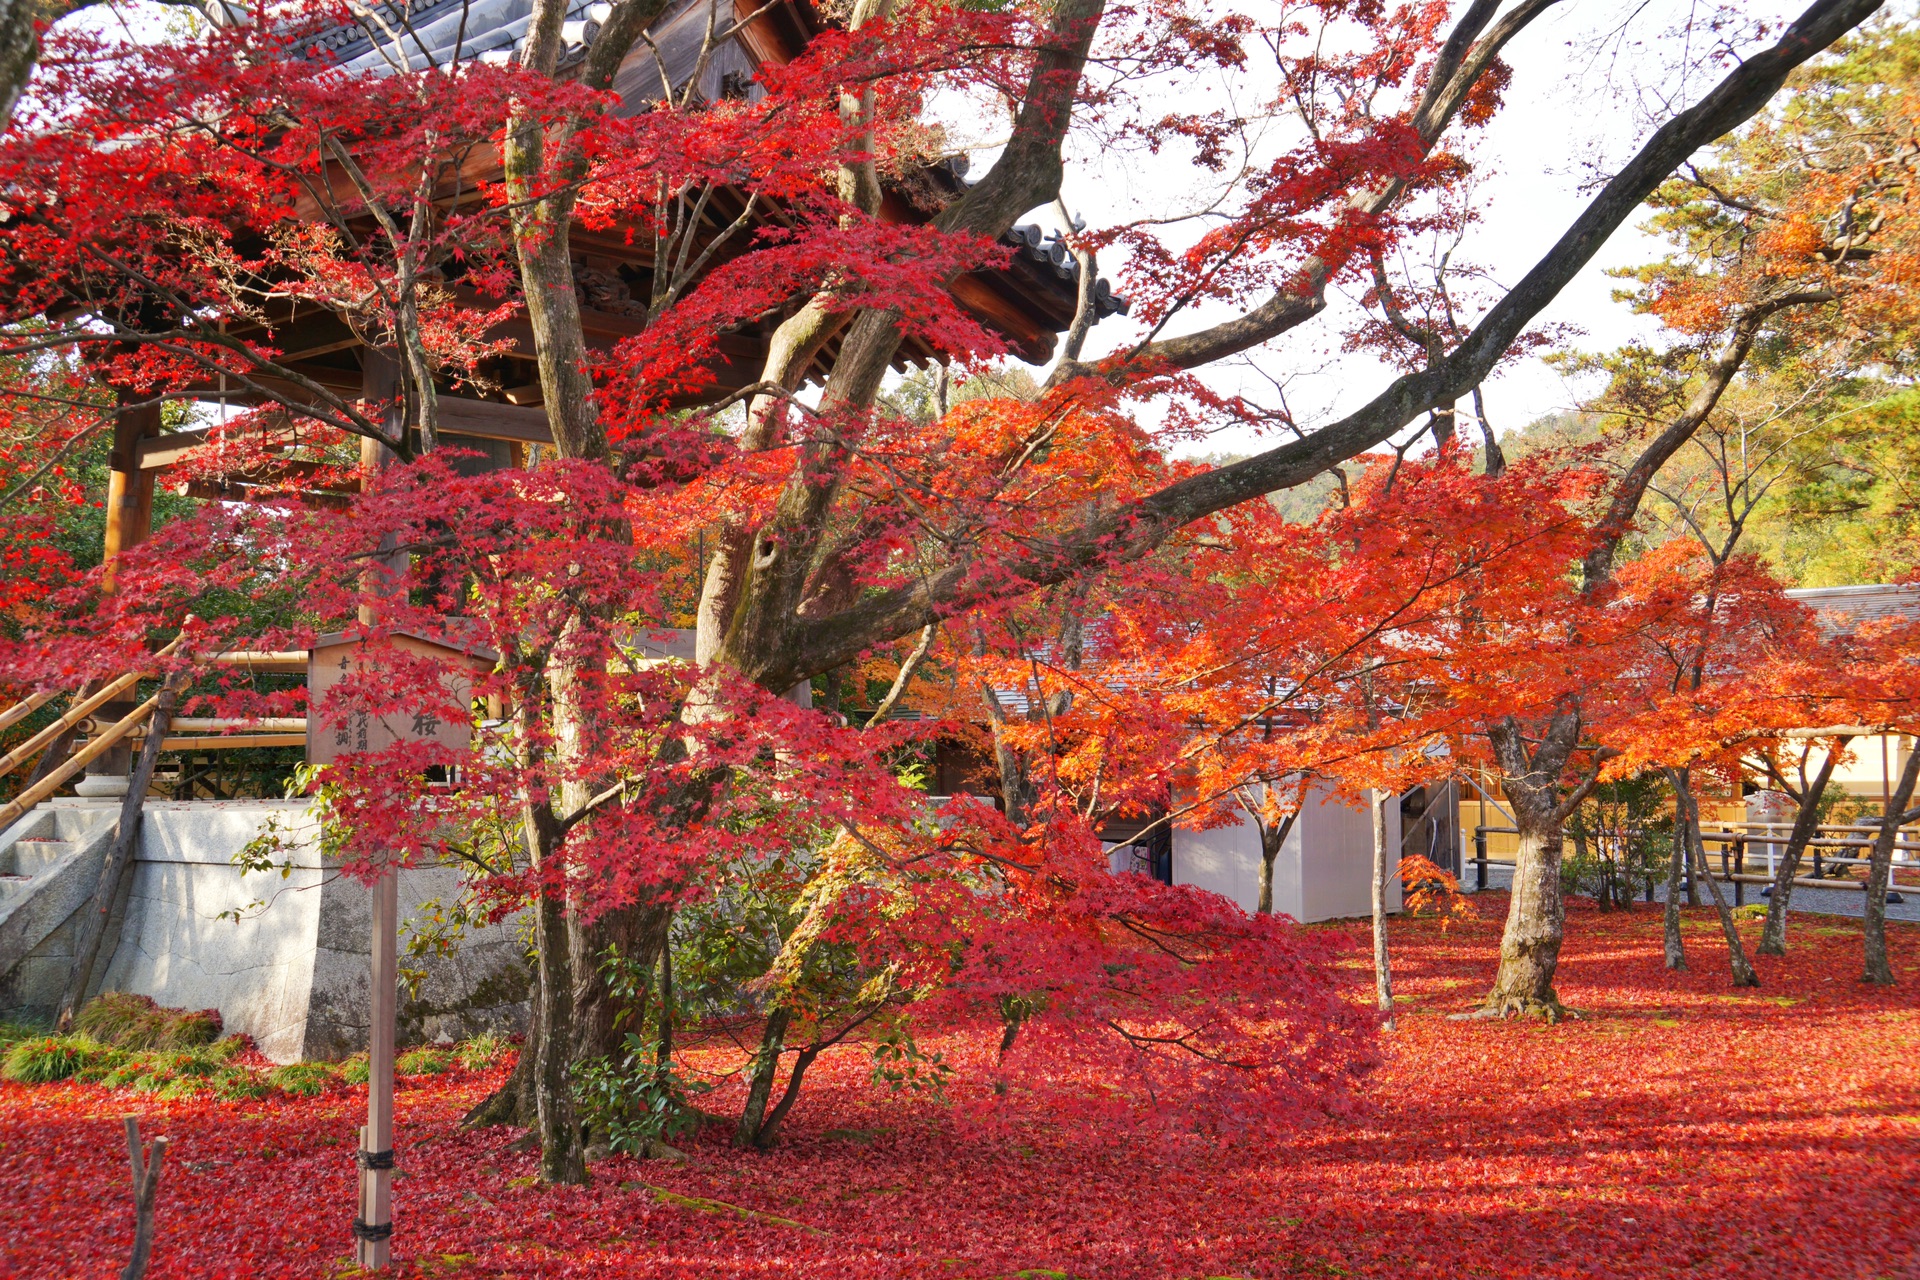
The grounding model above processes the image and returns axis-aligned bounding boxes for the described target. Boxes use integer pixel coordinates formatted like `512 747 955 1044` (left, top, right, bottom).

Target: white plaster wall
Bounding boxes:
1171 780 1402 923
1297 784 1401 923
101 801 326 1062
1172 812 1270 914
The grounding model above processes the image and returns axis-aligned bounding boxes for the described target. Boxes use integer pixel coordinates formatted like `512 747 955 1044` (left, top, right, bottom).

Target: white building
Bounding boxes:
1109 779 1405 923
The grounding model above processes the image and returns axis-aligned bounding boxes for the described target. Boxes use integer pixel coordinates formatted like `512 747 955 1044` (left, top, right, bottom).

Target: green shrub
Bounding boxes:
397 1046 453 1076
455 1032 507 1070
73 1047 132 1083
0 1020 46 1044
73 993 221 1050
209 1070 272 1100
2 1036 91 1083
96 1050 216 1093
267 1062 338 1097
338 1054 370 1085
204 1035 251 1063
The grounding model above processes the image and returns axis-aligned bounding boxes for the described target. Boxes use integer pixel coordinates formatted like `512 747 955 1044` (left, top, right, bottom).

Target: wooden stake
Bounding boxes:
354 357 401 1267
355 869 399 1266
57 674 183 1030
120 1117 168 1280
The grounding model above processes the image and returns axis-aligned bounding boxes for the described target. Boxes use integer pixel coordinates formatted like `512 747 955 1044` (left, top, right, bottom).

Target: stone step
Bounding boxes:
6 838 73 876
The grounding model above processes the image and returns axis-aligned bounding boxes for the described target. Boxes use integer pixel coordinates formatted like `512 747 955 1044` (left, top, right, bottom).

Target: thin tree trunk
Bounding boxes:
517 731 584 1184
1254 809 1296 915
1671 769 1758 987
1758 739 1849 956
655 925 674 1070
1371 789 1394 1029
753 1043 821 1151
1663 775 1690 970
1863 749 1920 987
735 1006 791 1148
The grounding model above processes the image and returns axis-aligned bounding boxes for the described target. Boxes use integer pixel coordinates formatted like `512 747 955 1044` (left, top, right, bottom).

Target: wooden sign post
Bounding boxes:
307 628 487 1269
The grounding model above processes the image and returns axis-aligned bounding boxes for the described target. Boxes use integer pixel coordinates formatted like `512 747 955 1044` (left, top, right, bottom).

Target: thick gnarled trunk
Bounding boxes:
1482 714 1585 1017
1485 799 1567 1016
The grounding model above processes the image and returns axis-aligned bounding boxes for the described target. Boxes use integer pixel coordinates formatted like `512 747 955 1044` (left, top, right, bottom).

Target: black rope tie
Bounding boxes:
355 1149 396 1171
351 1218 394 1244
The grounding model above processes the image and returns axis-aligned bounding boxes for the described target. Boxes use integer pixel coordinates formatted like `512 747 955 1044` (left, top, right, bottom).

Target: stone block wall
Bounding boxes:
2 799 528 1062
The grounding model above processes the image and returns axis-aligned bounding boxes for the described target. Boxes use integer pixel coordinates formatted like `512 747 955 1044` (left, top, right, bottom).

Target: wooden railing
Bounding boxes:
0 641 311 816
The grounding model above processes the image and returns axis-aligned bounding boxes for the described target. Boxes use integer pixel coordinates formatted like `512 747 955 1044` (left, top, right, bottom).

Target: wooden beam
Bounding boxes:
436 398 555 445
103 394 161 579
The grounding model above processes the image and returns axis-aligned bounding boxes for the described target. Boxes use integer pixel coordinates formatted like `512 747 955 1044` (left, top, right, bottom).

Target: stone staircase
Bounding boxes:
0 803 120 1014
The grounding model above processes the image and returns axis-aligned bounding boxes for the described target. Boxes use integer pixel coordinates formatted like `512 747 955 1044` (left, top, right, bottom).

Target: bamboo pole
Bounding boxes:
206 652 309 672
158 733 306 751
144 717 307 734
0 696 159 832
0 690 55 736
0 636 186 779
0 674 146 779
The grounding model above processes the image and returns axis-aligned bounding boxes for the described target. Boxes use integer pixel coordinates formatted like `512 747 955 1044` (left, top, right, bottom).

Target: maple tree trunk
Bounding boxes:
1484 802 1567 1016
1862 749 1920 986
529 880 584 1183
1371 790 1394 1028
1670 769 1759 988
1257 831 1278 915
1758 743 1849 956
569 904 670 1068
1482 716 1581 1018
1254 810 1294 915
1663 808 1689 971
735 1006 791 1148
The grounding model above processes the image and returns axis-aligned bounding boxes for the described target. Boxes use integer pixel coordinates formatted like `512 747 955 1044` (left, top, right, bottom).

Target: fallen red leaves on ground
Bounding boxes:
3 901 1916 1279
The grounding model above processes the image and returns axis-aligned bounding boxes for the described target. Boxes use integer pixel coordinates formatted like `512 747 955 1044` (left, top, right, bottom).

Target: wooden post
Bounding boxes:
120 1117 168 1280
102 394 161 572
86 393 162 798
56 674 183 1030
354 868 399 1268
354 350 400 1268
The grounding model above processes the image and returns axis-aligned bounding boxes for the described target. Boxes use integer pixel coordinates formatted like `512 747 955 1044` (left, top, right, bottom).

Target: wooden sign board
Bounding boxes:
306 630 493 766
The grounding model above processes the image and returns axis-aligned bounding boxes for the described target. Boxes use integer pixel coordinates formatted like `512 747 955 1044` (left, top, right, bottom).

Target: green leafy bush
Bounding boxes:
2 1036 94 1083
455 1033 507 1070
267 1062 338 1097
73 993 222 1050
575 1034 709 1156
338 1053 370 1085
397 1046 453 1076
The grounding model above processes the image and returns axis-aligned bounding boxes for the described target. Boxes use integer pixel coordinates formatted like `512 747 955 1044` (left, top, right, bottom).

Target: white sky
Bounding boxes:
75 0 1880 447
961 0 1846 457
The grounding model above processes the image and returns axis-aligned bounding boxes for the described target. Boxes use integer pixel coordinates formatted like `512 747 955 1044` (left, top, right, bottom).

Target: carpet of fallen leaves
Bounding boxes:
3 900 1917 1280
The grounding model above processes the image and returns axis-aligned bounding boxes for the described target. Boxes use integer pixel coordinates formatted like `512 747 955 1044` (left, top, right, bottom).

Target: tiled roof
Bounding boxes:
1786 583 1920 633
284 0 1127 327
